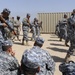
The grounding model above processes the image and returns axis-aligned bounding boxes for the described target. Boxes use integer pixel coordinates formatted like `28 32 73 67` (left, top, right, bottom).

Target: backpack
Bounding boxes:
59 61 75 75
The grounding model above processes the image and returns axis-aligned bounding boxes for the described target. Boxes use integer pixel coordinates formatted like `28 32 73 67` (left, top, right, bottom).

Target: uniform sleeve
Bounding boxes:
0 69 11 75
22 18 29 26
0 22 4 26
46 52 55 75
6 20 14 31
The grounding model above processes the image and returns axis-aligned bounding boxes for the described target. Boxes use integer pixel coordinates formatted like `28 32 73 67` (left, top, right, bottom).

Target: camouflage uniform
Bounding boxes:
0 32 4 52
55 21 61 37
22 37 55 75
31 23 36 41
22 14 30 45
59 14 68 41
65 10 75 62
21 49 40 75
30 18 37 41
0 8 14 40
0 40 20 75
13 18 21 40
36 23 40 37
0 51 19 75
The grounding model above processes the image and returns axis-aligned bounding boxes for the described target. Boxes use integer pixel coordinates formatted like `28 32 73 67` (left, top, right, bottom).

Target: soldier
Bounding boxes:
0 8 16 40
35 19 40 37
0 40 20 75
65 9 75 62
10 17 15 25
59 14 68 42
21 52 40 75
55 20 61 37
30 18 37 41
38 21 43 35
22 13 30 45
21 37 55 75
13 16 21 41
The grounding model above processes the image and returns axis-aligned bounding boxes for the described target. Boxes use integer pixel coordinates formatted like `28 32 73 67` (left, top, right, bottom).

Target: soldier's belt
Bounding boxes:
23 25 30 27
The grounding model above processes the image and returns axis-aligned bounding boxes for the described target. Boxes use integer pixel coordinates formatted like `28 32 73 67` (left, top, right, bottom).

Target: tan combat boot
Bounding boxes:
26 41 29 46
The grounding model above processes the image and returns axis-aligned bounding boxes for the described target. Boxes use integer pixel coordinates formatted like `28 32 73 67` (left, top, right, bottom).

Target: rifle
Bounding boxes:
0 15 16 35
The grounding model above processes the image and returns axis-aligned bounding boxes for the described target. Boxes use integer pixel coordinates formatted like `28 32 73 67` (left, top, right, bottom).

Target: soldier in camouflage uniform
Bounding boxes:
22 13 30 45
58 14 68 42
0 40 20 75
30 18 37 41
65 9 75 62
0 8 15 40
36 21 40 37
10 17 16 41
13 16 21 41
21 51 40 75
21 37 55 75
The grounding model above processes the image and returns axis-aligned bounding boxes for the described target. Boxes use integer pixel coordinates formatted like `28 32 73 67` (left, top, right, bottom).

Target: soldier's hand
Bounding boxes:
12 31 16 35
3 23 7 27
11 51 15 57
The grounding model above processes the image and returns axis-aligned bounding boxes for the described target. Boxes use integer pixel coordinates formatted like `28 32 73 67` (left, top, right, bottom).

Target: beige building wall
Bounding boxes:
38 12 71 33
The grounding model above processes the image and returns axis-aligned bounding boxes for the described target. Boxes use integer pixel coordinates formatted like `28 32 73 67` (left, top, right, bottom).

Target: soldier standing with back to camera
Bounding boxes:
22 13 30 45
0 8 16 40
65 9 75 62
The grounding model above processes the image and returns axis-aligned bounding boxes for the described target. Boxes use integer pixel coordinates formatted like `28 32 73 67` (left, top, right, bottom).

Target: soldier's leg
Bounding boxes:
37 27 40 37
26 28 29 46
31 27 36 41
59 30 62 41
65 37 69 47
17 29 21 41
22 30 25 45
65 46 73 62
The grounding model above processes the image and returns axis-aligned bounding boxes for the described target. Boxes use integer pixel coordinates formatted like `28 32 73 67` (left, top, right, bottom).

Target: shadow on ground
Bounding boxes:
50 43 65 46
14 42 23 45
48 39 60 41
46 47 67 53
52 56 64 62
50 36 58 38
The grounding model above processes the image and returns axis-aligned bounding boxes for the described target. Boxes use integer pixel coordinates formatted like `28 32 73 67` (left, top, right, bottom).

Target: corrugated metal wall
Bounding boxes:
38 12 71 33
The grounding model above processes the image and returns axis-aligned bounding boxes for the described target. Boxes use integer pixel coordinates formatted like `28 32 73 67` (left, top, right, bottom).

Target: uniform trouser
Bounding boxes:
0 31 4 52
65 36 69 44
67 41 75 55
65 41 75 62
36 27 40 36
13 27 20 40
22 27 29 42
32 27 36 40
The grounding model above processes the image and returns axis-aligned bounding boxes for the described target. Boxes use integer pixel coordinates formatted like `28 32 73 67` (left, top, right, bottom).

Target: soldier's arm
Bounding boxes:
46 52 55 75
0 22 7 27
14 21 19 27
22 18 29 26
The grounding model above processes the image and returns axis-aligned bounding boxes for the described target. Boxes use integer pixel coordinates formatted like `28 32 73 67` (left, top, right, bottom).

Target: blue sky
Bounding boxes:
0 0 75 20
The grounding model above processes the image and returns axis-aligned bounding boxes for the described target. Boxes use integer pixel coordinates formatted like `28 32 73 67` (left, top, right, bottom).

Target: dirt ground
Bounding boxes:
13 33 75 75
